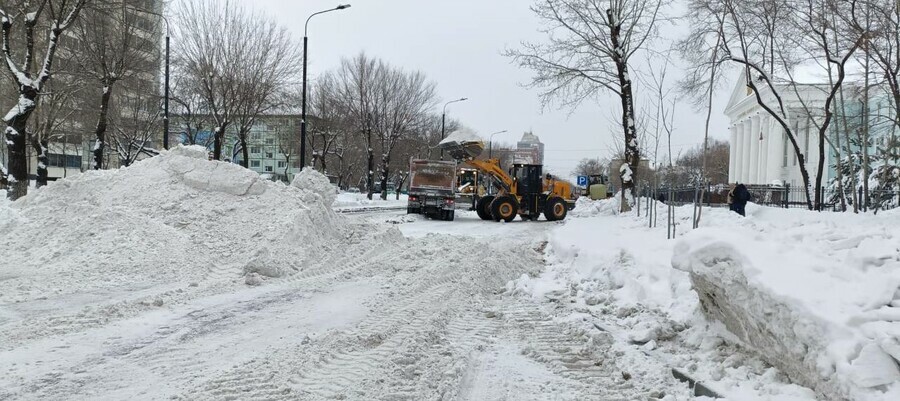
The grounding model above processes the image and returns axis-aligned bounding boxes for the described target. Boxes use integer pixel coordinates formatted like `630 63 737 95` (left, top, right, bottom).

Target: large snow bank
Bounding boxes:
0 146 347 304
674 207 900 400
508 199 827 399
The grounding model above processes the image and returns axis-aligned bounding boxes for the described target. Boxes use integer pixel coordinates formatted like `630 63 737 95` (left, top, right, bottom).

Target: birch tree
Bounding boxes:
505 0 664 212
1 0 87 200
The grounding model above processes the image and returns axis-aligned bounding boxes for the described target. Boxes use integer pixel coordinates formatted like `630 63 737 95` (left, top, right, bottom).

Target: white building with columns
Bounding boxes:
724 73 838 188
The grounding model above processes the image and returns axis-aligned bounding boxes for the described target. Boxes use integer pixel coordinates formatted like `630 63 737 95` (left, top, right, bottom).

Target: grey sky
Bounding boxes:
234 0 733 178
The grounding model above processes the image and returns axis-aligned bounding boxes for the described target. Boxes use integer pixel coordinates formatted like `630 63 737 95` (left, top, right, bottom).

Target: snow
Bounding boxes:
4 144 896 400
507 199 870 400
333 191 407 209
674 205 900 400
619 162 633 182
0 149 695 400
3 97 34 122
0 145 345 306
439 127 483 145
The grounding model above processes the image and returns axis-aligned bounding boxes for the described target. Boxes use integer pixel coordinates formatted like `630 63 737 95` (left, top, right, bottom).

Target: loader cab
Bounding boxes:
511 164 543 196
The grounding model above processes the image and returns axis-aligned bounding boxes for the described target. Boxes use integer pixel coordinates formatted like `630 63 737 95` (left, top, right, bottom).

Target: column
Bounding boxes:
767 120 784 184
728 124 738 183
742 118 752 183
758 117 769 184
748 115 761 184
734 122 744 183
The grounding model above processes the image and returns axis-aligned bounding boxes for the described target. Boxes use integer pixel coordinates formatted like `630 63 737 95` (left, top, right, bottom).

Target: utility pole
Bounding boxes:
301 4 351 169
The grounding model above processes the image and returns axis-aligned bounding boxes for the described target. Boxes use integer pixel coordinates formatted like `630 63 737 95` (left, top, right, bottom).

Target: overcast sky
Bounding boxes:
232 0 734 178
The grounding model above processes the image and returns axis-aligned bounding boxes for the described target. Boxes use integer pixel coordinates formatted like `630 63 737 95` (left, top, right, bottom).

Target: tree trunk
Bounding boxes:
4 92 37 200
213 125 225 160
31 136 49 188
283 154 291 179
608 9 640 213
380 153 390 201
93 83 115 170
239 131 249 168
366 129 374 200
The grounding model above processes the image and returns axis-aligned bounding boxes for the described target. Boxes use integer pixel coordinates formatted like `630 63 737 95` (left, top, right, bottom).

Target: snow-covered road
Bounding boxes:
1 209 691 401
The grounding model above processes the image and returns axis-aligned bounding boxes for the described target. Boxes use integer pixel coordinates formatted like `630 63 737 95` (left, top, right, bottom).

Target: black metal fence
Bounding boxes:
648 184 899 212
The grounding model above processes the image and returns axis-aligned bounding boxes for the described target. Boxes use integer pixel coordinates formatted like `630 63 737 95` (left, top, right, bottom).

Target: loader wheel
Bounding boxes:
491 196 518 222
544 197 568 221
476 196 495 221
444 210 455 221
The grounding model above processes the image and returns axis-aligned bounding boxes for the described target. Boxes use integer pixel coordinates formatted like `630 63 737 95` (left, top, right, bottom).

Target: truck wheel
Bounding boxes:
544 197 568 221
491 196 518 222
476 196 495 221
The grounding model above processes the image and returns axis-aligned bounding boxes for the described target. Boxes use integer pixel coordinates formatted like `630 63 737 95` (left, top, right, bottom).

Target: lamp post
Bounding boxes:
488 130 507 159
440 97 467 160
302 4 351 169
131 7 170 150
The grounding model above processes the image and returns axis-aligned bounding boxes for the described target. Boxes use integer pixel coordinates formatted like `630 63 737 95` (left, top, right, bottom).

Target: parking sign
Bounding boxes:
577 175 589 187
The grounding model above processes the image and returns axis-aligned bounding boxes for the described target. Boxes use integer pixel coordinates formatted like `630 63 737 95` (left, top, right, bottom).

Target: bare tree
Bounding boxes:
372 67 437 200
333 53 381 199
573 157 609 176
170 73 213 147
505 0 664 211
682 0 868 210
109 80 162 167
307 73 346 173
174 0 299 163
74 0 161 172
1 0 87 199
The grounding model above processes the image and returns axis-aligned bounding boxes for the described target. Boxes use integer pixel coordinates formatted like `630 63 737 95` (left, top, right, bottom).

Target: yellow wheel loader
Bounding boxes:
438 135 576 222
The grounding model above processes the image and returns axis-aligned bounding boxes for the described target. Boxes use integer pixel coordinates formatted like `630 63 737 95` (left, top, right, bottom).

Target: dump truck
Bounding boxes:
407 159 458 221
437 132 576 222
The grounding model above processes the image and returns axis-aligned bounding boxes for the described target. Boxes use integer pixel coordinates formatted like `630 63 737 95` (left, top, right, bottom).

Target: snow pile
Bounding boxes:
292 167 337 205
569 196 620 218
0 145 348 304
438 127 483 145
674 207 900 400
508 202 830 399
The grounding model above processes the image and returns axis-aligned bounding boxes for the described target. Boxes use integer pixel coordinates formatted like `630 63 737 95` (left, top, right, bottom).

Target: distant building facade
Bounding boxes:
176 114 303 182
515 131 545 165
724 73 896 188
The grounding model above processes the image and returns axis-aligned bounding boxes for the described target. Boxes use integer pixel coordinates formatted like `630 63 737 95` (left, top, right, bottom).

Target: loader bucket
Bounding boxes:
438 129 485 160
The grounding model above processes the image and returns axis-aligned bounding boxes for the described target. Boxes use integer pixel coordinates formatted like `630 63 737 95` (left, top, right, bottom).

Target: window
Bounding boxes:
265 152 273 159
264 165 273 172
251 133 261 140
277 161 286 168
250 160 260 168
266 138 275 145
48 154 82 168
250 146 261 154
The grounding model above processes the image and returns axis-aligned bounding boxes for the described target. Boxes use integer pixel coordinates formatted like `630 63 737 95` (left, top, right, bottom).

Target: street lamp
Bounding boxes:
301 4 351 169
440 97 467 160
488 130 507 159
131 7 170 150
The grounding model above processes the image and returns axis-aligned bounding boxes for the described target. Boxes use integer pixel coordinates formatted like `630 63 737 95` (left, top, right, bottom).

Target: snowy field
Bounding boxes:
1 146 898 400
